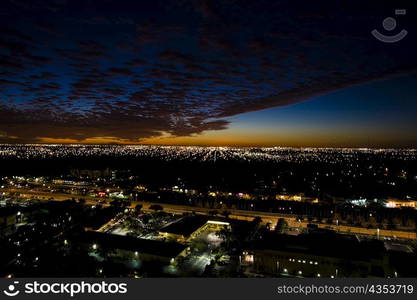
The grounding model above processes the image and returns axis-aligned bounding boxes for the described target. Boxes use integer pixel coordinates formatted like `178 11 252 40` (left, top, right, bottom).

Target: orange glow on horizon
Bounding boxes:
36 131 399 148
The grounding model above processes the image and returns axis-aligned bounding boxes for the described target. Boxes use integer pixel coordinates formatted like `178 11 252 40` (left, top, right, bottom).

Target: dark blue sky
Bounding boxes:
212 74 417 147
0 0 416 147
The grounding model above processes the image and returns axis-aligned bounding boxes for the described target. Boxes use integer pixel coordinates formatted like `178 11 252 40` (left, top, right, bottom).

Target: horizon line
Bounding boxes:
0 143 416 150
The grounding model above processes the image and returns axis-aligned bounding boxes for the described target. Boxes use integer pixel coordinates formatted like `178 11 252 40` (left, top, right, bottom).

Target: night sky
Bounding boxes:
0 0 416 147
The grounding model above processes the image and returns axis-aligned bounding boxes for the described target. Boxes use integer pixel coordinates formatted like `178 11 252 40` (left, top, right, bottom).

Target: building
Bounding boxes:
275 194 319 203
72 231 188 264
83 207 120 231
0 207 17 237
159 216 230 242
384 198 417 209
242 230 394 278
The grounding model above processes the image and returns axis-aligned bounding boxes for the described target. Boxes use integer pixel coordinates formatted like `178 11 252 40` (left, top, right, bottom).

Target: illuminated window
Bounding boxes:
243 254 254 263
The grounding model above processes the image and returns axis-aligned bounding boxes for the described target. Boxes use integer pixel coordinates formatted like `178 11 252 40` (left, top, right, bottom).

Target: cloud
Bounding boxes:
124 58 145 67
0 27 33 42
108 67 135 76
78 40 106 51
29 72 57 80
0 78 22 86
0 0 417 143
0 54 25 70
25 55 54 64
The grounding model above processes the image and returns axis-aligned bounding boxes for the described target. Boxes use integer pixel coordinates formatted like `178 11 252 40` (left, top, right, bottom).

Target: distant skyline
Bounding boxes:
1 0 417 147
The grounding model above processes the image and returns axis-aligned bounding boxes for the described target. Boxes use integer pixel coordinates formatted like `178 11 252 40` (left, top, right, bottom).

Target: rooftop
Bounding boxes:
74 231 187 258
159 216 208 237
0 207 18 217
82 207 120 230
247 229 386 261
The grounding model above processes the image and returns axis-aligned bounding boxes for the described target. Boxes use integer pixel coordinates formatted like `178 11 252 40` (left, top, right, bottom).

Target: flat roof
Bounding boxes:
75 231 187 258
247 230 386 261
0 207 18 217
159 216 208 237
384 241 413 253
82 207 120 230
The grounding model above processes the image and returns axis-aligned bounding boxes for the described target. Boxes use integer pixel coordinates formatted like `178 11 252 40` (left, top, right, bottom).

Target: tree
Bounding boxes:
386 218 397 230
275 218 288 234
134 204 143 213
121 201 131 208
251 216 262 228
110 199 121 207
221 210 231 219
208 210 218 216
216 227 232 248
248 216 263 238
149 204 163 212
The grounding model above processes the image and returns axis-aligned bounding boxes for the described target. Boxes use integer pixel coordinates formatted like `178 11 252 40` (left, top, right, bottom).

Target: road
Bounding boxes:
2 187 416 240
